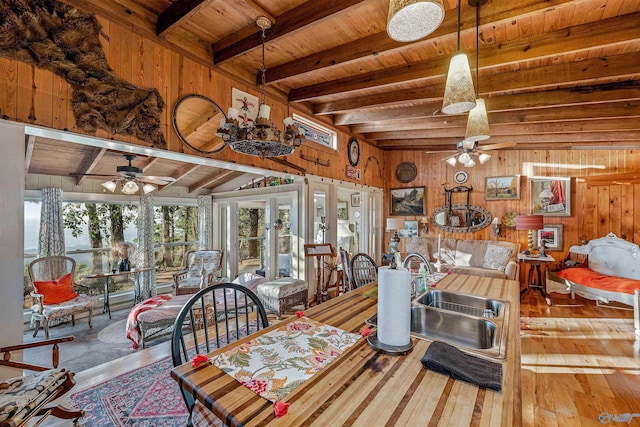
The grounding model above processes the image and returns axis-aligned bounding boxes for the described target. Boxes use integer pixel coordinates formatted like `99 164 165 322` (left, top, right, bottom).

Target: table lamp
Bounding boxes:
386 218 405 253
515 214 544 252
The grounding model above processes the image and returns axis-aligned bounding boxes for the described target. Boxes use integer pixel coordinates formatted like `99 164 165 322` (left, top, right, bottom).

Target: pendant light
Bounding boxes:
441 0 476 115
465 0 490 141
387 0 445 42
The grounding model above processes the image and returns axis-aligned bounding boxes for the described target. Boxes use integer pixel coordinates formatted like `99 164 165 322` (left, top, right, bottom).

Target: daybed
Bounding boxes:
401 237 520 280
547 233 640 337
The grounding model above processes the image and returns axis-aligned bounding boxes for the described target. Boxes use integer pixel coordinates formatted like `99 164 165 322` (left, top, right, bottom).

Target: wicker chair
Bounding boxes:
172 250 224 296
349 253 378 288
28 256 98 339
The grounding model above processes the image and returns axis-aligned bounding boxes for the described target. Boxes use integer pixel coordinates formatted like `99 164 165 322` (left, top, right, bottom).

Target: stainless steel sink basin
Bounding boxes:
366 290 509 360
415 289 503 318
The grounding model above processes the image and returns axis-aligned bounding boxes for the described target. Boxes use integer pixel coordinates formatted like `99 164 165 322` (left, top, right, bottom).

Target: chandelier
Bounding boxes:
216 17 305 158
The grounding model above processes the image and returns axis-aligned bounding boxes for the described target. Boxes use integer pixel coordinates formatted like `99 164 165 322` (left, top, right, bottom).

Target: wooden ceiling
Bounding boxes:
67 0 640 152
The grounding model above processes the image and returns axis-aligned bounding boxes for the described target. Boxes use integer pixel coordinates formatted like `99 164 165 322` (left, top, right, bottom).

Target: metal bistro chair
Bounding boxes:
170 283 269 427
28 256 98 339
349 253 378 288
339 247 353 293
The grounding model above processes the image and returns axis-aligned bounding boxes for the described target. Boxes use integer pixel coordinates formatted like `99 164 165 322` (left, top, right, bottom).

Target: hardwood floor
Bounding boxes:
35 292 638 426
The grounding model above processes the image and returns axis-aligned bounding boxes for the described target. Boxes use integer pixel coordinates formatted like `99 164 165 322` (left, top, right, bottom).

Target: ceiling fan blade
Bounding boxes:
68 173 116 178
425 149 457 154
141 176 177 185
478 142 517 151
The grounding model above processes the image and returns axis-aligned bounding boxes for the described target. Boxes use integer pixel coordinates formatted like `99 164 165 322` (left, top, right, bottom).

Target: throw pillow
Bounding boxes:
482 245 512 272
33 273 79 304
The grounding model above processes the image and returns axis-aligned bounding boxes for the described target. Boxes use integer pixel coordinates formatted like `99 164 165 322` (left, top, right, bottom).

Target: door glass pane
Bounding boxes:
313 191 327 243
237 206 265 276
276 205 291 277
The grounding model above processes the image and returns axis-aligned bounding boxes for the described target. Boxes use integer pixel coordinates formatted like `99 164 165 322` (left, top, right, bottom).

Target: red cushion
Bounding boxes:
33 273 79 304
556 268 640 295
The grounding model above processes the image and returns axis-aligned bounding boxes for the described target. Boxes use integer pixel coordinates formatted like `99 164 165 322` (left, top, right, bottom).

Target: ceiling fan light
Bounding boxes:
465 98 491 141
387 0 445 42
446 156 458 167
478 153 491 164
142 183 156 194
121 180 139 195
458 152 471 164
442 53 476 115
464 158 476 167
101 180 117 192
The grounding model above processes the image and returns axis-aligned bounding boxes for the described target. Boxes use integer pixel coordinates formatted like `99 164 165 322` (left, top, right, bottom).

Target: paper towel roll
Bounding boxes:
377 266 411 347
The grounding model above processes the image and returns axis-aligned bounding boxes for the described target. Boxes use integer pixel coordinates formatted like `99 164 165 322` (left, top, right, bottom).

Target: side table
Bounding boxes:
517 253 553 306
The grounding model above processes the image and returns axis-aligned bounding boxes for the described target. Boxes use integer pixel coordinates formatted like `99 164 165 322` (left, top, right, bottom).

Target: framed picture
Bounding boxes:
530 177 571 216
534 224 563 251
351 193 361 207
399 220 418 238
390 186 426 216
337 201 348 220
485 175 520 200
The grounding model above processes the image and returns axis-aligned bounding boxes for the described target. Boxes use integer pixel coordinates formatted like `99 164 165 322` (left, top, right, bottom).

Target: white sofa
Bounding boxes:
402 237 520 280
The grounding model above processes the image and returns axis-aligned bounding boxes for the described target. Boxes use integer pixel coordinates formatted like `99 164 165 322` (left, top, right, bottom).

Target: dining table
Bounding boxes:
83 267 154 318
170 273 522 426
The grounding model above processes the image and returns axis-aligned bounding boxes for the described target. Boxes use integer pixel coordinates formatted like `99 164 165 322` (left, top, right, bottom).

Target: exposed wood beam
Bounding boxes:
75 147 107 185
267 0 579 85
336 81 640 125
296 12 640 103
160 163 201 190
212 0 366 65
189 170 236 193
385 142 640 151
157 0 210 36
137 157 159 172
24 135 35 176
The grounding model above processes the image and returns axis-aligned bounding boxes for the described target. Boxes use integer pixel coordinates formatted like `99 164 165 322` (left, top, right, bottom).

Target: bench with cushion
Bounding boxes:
257 278 308 320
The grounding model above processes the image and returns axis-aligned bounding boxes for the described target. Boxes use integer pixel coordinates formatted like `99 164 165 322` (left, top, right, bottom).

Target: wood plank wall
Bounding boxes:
0 15 384 189
385 150 640 267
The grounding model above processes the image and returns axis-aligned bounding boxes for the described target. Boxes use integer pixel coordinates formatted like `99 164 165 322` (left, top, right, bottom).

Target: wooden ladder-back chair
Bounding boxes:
349 253 378 288
339 247 353 293
170 283 269 426
28 256 99 339
0 336 83 426
173 250 224 296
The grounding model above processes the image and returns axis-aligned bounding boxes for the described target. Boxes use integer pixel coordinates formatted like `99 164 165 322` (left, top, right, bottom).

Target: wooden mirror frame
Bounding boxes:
172 94 227 154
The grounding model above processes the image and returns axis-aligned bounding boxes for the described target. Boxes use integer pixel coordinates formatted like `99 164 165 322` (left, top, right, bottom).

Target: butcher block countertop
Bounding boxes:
171 273 522 426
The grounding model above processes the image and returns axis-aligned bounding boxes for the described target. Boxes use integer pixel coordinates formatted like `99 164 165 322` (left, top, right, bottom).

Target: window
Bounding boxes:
293 114 337 149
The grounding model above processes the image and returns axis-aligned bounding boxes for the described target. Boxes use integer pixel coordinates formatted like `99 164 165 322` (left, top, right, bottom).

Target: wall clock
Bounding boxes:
348 137 360 166
454 171 468 184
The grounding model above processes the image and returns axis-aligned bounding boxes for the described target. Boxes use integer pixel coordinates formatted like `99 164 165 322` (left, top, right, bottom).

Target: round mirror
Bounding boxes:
431 204 492 233
172 94 227 154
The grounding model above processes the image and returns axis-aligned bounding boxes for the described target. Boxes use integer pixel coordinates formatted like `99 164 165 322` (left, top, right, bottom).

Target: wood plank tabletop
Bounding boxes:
171 273 522 426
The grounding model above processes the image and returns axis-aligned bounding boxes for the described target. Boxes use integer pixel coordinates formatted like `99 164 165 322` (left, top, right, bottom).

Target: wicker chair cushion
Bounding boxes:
32 273 78 304
187 251 222 279
257 279 307 298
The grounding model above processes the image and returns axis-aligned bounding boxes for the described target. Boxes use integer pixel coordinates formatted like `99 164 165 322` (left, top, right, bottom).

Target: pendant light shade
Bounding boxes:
478 152 491 164
446 157 458 167
121 180 139 195
465 98 490 141
387 0 445 42
442 52 476 115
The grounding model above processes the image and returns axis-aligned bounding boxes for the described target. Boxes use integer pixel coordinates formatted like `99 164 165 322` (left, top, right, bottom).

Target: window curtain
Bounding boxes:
38 188 66 257
197 195 213 250
136 192 157 300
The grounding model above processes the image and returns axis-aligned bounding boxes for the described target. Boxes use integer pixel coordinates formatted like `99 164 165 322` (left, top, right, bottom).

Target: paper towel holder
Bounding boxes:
367 332 414 356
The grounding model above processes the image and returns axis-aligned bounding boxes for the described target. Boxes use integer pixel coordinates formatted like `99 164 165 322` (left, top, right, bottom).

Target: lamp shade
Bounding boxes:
515 215 544 231
458 152 471 164
442 53 476 115
387 0 445 42
386 218 405 231
445 156 457 167
492 216 501 225
101 181 117 192
478 152 491 164
465 98 490 141
121 180 139 195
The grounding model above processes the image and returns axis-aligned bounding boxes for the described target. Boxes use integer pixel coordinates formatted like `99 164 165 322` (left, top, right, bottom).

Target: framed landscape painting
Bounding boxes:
390 186 426 216
530 177 571 216
485 175 520 200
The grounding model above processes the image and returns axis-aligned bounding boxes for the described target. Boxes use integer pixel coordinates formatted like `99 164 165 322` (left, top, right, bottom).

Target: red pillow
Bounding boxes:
33 273 79 304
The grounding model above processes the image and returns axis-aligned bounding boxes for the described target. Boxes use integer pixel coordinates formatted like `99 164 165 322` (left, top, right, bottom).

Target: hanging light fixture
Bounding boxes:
216 17 305 158
442 0 476 115
465 0 490 141
387 0 445 42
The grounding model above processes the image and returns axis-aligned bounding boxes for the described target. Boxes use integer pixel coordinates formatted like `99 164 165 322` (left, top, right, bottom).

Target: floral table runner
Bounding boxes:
210 317 361 402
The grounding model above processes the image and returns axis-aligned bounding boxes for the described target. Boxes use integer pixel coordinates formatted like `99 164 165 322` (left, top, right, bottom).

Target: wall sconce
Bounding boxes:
421 217 429 235
492 216 502 237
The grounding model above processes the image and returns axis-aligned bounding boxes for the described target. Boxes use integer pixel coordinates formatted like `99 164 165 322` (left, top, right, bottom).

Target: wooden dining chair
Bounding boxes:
339 247 353 293
349 253 378 288
170 283 269 427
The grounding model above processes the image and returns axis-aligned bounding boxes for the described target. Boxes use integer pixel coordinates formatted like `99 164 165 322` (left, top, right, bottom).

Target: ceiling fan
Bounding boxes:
71 154 176 194
428 141 517 167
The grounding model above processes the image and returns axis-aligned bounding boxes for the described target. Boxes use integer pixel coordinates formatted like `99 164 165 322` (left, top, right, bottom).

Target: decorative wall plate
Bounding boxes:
501 211 517 228
396 162 417 183
454 171 468 184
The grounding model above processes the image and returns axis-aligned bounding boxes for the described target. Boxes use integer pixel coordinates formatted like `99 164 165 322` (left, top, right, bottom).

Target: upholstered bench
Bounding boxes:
257 278 308 320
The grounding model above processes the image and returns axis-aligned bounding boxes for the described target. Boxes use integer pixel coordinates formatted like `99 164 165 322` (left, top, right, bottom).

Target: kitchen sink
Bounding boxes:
366 291 509 361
